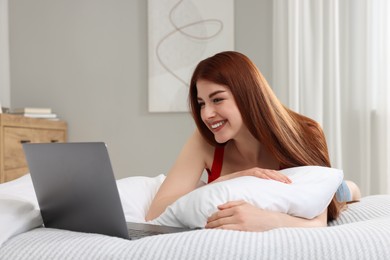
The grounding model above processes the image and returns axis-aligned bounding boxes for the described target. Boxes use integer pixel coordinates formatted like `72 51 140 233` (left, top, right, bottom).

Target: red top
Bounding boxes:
206 146 225 183
206 146 285 183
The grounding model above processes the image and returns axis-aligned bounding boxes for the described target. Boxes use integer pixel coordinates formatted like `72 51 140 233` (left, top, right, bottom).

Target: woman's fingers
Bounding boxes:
206 201 258 230
207 206 233 223
264 170 292 184
206 206 237 228
246 168 292 184
216 200 246 210
212 168 292 184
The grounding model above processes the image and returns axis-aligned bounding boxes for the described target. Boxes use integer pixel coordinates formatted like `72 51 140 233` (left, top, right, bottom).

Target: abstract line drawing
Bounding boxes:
148 0 234 112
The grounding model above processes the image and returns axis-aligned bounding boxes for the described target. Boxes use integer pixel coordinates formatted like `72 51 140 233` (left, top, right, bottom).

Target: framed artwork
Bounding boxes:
148 0 234 112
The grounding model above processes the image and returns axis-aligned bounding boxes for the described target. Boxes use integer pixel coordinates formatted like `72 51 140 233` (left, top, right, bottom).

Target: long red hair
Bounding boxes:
189 51 344 221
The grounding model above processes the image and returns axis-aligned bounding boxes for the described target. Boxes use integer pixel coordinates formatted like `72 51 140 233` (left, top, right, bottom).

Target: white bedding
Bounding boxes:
0 173 165 246
1 174 390 259
0 195 390 260
0 175 41 246
0 194 42 246
0 167 342 243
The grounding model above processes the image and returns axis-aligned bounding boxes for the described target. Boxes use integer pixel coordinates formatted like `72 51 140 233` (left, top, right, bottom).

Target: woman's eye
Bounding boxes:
213 98 223 104
198 102 205 108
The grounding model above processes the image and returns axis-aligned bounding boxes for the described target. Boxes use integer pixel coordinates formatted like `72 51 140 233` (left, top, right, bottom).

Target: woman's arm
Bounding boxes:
205 200 327 231
146 131 210 221
146 131 293 221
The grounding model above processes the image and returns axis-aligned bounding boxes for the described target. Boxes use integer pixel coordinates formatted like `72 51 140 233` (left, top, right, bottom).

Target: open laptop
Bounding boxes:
23 142 191 240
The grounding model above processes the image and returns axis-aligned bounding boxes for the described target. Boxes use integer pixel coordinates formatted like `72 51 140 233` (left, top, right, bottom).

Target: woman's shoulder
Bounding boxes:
190 130 215 152
188 130 215 167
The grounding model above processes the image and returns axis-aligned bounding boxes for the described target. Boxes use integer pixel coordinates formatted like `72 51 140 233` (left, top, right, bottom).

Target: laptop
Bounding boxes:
23 142 191 240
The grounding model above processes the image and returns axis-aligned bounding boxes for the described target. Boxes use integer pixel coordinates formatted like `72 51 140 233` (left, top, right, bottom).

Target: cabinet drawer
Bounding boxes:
3 127 66 170
34 129 65 143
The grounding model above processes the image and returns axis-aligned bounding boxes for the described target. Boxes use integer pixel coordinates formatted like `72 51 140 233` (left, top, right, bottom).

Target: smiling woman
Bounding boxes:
146 51 360 231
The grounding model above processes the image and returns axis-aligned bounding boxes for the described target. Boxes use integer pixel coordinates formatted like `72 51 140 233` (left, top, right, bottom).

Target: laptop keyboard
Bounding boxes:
128 229 165 240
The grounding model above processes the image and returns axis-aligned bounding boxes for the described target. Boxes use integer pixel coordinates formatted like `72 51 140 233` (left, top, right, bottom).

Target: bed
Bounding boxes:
1 174 390 260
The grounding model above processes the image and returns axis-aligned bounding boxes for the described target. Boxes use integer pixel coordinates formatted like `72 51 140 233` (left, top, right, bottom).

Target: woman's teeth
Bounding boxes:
211 121 225 129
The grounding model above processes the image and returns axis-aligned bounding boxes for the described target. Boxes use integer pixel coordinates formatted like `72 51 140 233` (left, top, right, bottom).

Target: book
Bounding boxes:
11 107 52 114
21 113 58 119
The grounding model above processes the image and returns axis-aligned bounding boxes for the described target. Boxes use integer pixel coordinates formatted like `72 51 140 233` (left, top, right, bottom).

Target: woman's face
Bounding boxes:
196 79 245 143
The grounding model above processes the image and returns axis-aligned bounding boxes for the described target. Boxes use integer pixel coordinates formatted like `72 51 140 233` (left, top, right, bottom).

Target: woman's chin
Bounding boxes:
214 135 230 144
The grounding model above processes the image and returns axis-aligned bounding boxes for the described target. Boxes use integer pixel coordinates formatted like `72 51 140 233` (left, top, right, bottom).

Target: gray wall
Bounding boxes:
9 0 273 179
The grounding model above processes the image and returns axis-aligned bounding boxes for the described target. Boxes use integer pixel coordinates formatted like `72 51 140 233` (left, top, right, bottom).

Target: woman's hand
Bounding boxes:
205 200 281 231
212 167 292 184
205 200 327 231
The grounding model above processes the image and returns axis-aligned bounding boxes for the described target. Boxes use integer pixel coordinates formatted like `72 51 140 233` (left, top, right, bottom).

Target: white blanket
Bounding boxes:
2 172 390 259
0 172 390 259
1 195 390 260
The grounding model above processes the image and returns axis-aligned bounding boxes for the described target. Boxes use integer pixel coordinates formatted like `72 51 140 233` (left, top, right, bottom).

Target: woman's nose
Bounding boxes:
202 104 216 119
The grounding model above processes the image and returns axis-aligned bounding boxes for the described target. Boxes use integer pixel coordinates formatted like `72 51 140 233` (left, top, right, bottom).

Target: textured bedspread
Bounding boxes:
1 195 390 260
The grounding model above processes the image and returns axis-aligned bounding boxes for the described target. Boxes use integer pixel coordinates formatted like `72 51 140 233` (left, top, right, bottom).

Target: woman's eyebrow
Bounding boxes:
198 90 226 101
209 90 226 98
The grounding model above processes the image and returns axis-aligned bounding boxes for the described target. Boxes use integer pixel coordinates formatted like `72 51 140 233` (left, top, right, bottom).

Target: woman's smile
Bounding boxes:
210 120 227 131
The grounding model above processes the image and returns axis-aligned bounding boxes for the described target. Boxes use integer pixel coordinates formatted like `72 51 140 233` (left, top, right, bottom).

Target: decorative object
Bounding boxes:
148 0 234 112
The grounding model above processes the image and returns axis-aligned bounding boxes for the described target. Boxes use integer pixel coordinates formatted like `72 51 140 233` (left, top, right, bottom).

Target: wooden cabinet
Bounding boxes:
0 114 67 183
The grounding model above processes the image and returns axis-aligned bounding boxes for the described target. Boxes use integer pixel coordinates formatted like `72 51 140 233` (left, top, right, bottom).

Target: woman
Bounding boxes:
146 51 360 231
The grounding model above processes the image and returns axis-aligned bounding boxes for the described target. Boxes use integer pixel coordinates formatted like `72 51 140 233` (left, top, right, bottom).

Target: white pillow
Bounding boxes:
149 166 343 228
0 174 39 208
117 174 166 223
0 194 43 247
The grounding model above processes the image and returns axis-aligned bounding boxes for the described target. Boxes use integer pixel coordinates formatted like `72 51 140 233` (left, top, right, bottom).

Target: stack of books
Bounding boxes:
10 107 58 119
